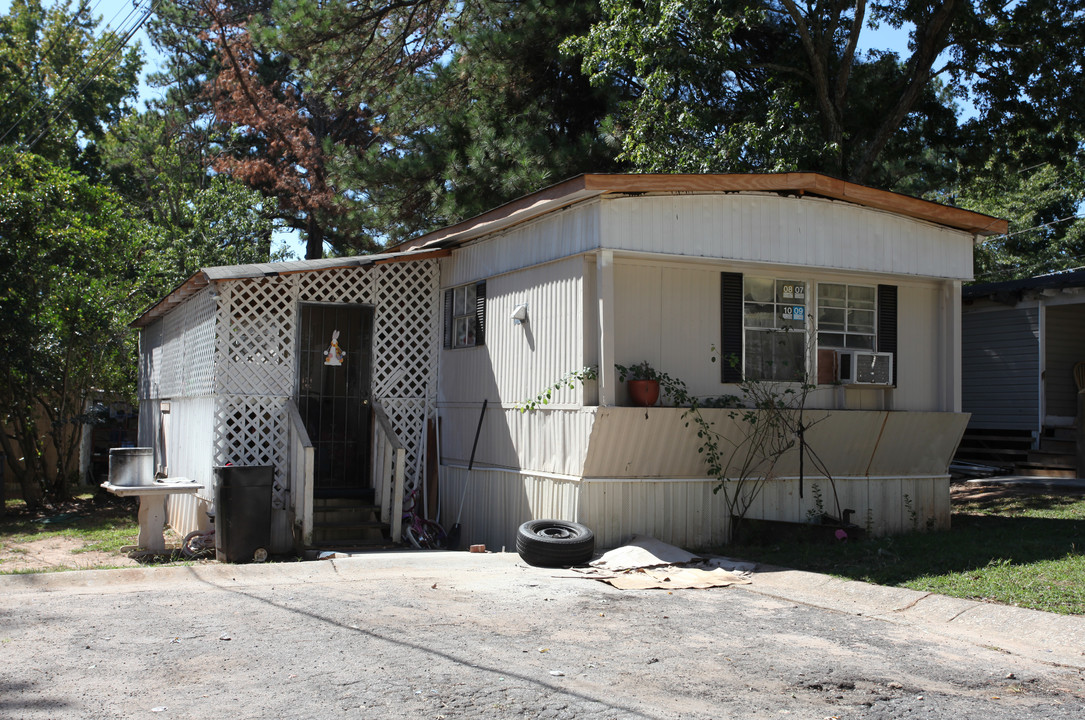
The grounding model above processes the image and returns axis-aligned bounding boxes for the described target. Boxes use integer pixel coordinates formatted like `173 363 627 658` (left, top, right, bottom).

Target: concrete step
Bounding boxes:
313 506 381 525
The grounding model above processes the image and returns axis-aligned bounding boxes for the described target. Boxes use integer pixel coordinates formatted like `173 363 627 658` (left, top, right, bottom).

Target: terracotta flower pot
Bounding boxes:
627 379 660 407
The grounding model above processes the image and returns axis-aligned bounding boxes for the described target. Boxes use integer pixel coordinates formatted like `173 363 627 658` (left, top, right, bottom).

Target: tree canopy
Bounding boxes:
565 0 1085 193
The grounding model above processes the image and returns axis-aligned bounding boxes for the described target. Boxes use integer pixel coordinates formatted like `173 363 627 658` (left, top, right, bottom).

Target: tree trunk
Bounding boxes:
306 216 324 259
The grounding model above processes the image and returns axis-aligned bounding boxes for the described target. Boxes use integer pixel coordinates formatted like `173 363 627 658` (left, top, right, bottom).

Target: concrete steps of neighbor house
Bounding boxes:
954 428 1032 469
1014 426 1078 478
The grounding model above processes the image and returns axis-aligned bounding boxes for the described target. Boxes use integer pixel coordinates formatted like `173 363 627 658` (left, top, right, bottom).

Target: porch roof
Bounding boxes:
389 173 1009 253
131 249 447 328
964 267 1085 303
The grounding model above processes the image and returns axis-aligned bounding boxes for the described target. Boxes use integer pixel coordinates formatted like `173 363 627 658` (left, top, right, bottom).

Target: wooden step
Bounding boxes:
1013 462 1079 478
313 506 381 524
1038 438 1076 454
1027 450 1077 466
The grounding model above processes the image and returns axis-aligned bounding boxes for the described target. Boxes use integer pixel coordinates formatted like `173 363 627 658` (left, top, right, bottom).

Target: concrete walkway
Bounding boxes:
4 548 1082 671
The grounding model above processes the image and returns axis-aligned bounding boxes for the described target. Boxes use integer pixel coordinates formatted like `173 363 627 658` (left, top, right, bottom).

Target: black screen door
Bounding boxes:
296 303 373 498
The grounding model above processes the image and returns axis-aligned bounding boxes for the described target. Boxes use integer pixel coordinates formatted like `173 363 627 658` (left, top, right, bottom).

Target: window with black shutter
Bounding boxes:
445 281 486 349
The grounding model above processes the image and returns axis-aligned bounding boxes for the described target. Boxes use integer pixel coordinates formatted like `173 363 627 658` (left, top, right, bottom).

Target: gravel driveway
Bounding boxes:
1 551 1082 719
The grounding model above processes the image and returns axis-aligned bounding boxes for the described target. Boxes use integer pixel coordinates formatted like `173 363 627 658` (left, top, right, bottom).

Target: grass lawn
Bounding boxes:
721 486 1085 615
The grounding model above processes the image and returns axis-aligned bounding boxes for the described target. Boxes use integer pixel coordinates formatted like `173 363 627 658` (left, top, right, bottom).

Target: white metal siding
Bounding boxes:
441 256 586 407
1044 304 1085 418
439 407 595 477
961 306 1039 429
442 203 600 287
610 260 951 410
164 397 216 535
580 408 966 479
439 469 951 551
600 194 974 280
894 284 940 411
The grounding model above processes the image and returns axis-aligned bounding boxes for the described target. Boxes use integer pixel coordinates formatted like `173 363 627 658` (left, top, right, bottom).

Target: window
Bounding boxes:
444 281 486 349
721 274 897 385
741 277 807 381
816 283 876 351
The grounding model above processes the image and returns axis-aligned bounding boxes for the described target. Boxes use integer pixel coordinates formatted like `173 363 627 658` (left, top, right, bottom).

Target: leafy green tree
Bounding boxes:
951 158 1085 283
101 110 278 286
564 0 1085 194
0 149 150 508
345 0 626 243
0 0 141 171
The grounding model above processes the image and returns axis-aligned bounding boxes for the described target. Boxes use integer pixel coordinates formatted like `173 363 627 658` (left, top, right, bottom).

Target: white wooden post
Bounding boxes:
597 249 616 406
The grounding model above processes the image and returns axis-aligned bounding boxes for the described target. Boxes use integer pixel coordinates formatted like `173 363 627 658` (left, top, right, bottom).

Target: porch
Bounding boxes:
133 255 443 553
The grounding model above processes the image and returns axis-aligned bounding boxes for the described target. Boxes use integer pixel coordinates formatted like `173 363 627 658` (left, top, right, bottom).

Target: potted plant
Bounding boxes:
615 361 663 406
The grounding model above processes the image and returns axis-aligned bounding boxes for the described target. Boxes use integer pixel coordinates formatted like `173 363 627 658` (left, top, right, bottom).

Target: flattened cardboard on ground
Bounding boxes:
576 535 755 590
605 566 752 590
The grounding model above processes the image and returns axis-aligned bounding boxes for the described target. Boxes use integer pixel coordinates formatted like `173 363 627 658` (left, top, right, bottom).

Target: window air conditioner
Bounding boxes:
837 351 894 386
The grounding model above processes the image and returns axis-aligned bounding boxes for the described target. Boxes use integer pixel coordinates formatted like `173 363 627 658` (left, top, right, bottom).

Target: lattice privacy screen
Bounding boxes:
139 288 217 401
212 260 440 509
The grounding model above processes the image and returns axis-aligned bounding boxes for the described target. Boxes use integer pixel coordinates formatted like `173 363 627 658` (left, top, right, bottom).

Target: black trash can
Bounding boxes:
214 465 273 563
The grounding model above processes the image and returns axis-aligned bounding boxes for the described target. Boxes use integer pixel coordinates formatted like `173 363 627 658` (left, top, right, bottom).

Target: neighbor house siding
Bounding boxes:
961 306 1039 430
1044 304 1085 419
600 194 975 280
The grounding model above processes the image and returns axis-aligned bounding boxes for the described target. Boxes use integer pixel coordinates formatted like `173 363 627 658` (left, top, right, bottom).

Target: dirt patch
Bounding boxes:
0 534 144 573
0 496 191 574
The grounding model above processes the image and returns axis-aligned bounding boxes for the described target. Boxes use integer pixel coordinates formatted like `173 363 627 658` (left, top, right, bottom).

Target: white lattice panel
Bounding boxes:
138 320 162 400
201 258 441 507
374 260 440 400
215 277 297 397
297 266 375 304
213 395 290 509
159 305 185 397
182 289 217 397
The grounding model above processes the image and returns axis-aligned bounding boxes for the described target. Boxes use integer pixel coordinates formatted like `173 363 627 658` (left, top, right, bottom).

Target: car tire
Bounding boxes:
516 519 595 567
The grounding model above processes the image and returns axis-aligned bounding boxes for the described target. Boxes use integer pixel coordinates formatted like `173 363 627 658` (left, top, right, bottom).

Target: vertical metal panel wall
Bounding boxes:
136 288 219 536
961 305 1040 429
442 256 586 407
600 194 975 281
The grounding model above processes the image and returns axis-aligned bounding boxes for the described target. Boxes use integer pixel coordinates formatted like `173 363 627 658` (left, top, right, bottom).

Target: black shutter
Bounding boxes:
877 284 898 386
474 281 486 347
443 288 453 348
720 272 744 383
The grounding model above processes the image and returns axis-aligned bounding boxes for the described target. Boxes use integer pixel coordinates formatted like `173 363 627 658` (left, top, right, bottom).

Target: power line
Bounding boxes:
27 1 155 150
0 0 155 151
0 0 112 145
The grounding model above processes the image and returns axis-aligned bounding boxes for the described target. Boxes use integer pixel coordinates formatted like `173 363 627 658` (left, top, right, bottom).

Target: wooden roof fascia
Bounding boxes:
373 248 451 264
391 173 1008 253
581 173 1008 236
130 273 210 328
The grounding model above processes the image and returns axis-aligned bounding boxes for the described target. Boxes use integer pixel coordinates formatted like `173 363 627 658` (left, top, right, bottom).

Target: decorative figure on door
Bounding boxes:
324 330 345 366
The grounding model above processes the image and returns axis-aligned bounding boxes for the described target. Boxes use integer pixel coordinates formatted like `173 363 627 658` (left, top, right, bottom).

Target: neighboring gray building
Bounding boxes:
960 269 1085 475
